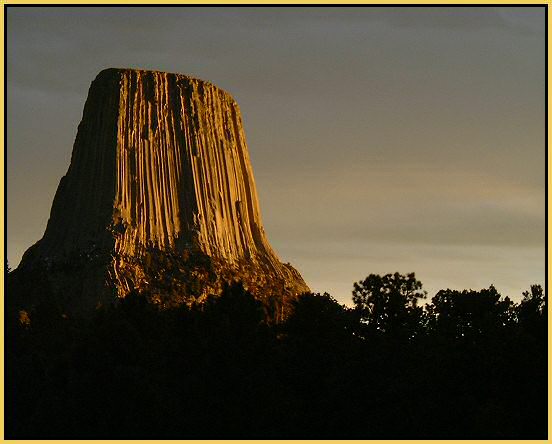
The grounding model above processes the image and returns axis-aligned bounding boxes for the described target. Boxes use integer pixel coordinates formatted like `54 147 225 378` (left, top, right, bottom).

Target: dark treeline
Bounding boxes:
6 272 547 439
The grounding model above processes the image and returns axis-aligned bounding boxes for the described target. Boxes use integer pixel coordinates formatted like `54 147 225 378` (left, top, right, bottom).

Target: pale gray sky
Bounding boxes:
7 6 546 304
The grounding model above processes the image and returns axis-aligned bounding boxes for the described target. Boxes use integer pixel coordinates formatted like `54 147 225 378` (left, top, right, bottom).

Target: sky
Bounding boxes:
6 6 546 305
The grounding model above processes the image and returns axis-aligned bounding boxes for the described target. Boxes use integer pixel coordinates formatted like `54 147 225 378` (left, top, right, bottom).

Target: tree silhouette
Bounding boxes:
5 273 547 439
285 292 355 339
517 284 546 337
352 272 426 339
428 285 515 339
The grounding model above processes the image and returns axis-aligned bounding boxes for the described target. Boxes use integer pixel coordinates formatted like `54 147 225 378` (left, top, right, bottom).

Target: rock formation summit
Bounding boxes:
11 68 309 315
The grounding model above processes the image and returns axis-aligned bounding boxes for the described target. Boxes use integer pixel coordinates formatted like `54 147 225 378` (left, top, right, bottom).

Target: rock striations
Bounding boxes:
11 68 309 316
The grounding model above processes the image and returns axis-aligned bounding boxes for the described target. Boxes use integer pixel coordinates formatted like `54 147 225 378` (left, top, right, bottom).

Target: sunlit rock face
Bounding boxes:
12 68 309 315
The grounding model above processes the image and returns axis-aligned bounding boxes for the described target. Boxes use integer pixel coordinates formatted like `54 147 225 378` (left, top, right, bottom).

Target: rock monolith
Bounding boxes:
10 68 309 317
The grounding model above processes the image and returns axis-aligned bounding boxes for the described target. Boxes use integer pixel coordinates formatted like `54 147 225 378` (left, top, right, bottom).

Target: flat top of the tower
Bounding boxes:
95 67 237 103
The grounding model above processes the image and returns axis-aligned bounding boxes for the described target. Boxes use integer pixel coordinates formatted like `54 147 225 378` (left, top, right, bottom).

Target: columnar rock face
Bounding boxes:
12 68 309 315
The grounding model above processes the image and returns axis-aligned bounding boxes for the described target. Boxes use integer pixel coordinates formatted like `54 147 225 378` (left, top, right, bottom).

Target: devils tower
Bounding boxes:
9 68 309 316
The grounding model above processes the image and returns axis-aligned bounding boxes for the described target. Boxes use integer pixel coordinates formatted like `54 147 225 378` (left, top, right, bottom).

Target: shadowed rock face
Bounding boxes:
12 68 309 315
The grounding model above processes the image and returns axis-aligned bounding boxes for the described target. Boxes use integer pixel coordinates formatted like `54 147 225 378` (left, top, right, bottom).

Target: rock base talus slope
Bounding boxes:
10 68 309 316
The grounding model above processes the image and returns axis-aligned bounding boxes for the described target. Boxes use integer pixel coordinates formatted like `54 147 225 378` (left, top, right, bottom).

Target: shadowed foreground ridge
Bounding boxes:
10 68 309 315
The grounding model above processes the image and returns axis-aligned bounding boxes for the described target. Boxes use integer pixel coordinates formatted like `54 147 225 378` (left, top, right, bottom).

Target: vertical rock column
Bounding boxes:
14 68 309 313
